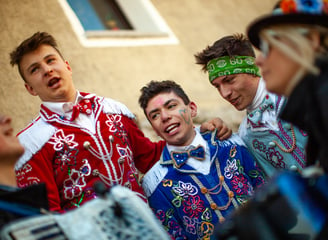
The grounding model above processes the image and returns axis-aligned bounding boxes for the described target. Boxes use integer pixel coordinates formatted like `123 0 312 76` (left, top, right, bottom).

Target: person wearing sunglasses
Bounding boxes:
247 0 328 173
194 34 308 178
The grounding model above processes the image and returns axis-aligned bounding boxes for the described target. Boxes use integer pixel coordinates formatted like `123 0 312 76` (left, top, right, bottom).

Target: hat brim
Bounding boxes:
247 13 328 49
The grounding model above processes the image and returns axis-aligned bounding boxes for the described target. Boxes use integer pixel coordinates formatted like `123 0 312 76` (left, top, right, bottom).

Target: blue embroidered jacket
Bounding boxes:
142 131 265 240
239 92 308 178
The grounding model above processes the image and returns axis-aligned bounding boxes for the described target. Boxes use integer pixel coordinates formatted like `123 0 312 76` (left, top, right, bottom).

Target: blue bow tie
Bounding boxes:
171 145 205 168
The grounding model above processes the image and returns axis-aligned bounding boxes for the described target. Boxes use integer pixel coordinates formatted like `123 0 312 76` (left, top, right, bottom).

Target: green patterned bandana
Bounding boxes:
206 56 261 82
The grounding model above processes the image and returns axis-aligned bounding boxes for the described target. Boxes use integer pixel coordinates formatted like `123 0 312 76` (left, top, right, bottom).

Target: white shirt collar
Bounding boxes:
42 91 82 115
167 129 207 153
247 78 268 113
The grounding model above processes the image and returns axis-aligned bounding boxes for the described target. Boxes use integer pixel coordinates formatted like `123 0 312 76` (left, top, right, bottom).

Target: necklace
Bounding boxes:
272 125 296 153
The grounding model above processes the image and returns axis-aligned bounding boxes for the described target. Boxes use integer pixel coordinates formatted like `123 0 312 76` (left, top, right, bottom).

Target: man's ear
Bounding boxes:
65 60 73 73
308 30 321 50
24 83 38 96
189 101 197 118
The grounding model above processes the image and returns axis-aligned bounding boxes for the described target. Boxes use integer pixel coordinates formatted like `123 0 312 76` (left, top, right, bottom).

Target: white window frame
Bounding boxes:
58 0 179 47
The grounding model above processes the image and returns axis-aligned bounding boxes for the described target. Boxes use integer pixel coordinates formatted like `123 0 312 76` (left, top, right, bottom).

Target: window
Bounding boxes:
58 0 179 47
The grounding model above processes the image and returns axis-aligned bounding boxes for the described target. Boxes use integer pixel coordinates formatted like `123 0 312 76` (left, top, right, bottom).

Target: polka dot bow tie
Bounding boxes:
70 99 93 121
171 145 205 168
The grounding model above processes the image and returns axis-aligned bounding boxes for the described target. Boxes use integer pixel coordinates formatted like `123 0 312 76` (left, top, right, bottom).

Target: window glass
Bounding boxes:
67 0 132 30
59 0 179 47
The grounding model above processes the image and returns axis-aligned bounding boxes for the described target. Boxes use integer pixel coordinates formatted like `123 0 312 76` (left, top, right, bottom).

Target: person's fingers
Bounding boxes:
218 128 232 140
199 122 215 132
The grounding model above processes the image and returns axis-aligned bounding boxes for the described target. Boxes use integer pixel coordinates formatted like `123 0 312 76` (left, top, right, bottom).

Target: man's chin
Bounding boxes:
234 105 244 111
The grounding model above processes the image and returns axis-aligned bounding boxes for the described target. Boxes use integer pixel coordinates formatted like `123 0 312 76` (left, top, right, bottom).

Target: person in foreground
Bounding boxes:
0 115 24 187
212 1 328 239
0 114 49 229
247 0 328 173
9 32 230 213
138 80 265 239
194 34 308 178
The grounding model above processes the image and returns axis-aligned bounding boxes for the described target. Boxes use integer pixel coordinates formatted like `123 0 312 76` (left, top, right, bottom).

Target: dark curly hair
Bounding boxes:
139 80 190 116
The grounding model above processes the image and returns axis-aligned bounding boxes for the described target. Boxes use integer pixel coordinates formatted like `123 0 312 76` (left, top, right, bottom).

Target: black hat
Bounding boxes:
247 0 328 49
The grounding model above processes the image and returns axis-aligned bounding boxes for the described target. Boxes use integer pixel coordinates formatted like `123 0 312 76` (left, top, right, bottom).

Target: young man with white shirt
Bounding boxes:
138 80 264 240
194 33 308 178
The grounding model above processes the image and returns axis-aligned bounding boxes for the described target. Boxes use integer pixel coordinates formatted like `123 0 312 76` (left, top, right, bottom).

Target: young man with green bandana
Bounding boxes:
194 33 308 178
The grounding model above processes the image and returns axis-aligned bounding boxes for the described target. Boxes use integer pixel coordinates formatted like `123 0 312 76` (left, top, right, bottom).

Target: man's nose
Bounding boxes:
220 85 232 99
44 66 53 76
161 110 171 122
255 54 264 67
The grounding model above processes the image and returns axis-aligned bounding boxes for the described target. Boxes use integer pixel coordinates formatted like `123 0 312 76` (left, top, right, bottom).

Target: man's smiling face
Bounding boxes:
145 91 197 146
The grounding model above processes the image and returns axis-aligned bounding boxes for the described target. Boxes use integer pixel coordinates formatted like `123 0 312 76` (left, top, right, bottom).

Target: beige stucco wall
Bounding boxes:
0 0 276 139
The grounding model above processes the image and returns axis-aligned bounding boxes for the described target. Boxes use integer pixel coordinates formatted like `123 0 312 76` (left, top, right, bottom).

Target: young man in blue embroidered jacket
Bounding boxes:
138 80 265 240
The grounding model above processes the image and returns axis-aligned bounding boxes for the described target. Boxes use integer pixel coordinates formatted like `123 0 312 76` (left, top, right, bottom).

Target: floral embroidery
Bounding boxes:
200 221 215 240
147 132 265 240
182 195 205 218
298 0 323 12
201 208 213 222
16 164 32 178
280 0 297 12
17 176 40 188
117 145 136 171
280 0 327 13
183 216 197 235
155 209 167 224
168 220 183 237
80 159 91 176
253 139 266 152
63 160 90 200
16 164 38 187
106 115 123 131
172 181 198 198
105 114 128 145
253 139 286 169
224 159 238 179
49 129 78 151
231 174 250 195
63 169 86 199
172 195 183 208
266 148 285 168
54 142 78 170
229 145 237 158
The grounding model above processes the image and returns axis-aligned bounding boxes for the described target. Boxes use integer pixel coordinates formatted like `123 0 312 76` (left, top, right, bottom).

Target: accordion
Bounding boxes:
0 184 170 240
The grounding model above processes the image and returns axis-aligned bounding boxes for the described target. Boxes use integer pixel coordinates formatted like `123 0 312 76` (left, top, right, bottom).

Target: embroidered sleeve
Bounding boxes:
121 115 165 173
15 144 62 212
